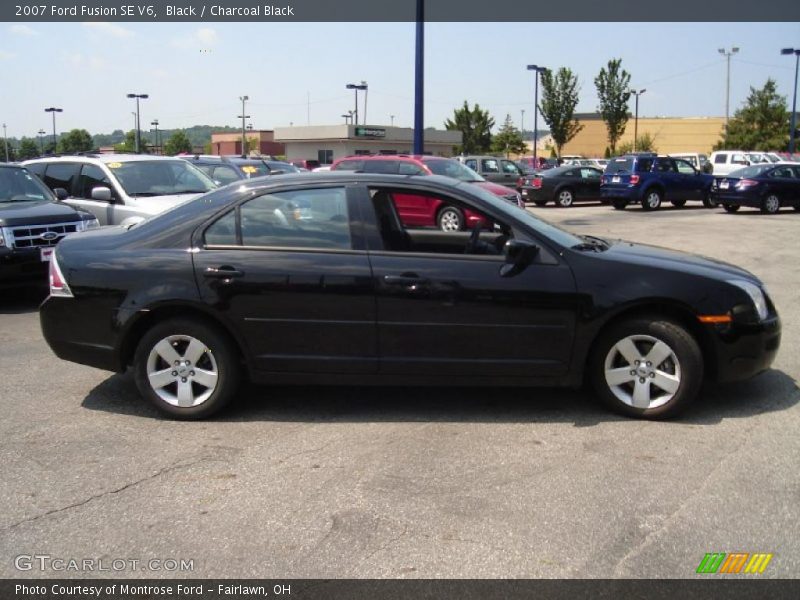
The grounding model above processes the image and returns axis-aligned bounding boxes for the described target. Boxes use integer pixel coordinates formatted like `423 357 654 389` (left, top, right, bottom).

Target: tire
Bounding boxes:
702 193 718 208
533 200 548 207
641 189 663 211
133 318 241 420
761 193 780 215
589 317 703 419
555 188 575 207
612 200 627 210
670 199 687 208
437 206 465 231
723 204 740 213
794 204 800 212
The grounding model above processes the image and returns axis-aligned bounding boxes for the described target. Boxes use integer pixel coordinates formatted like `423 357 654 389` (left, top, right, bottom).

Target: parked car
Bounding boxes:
23 154 217 227
0 163 98 287
668 153 712 174
709 150 752 176
181 155 298 185
520 166 604 207
454 155 524 188
710 163 800 214
517 156 558 171
288 159 322 170
578 158 608 169
40 172 781 420
601 153 715 210
331 155 523 231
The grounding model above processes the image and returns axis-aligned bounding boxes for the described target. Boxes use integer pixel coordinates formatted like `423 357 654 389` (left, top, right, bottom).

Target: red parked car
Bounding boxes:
330 155 524 231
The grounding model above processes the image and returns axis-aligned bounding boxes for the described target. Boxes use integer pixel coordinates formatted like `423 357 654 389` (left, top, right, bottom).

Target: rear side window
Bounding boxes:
398 162 425 175
714 153 728 164
44 163 80 191
362 160 400 174
464 159 477 170
635 158 654 172
333 160 364 171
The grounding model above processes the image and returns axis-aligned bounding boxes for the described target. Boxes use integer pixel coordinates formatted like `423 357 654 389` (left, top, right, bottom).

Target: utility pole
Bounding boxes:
238 95 250 158
781 48 800 154
629 89 646 152
2 123 8 162
126 93 148 153
38 129 46 155
346 83 367 126
527 65 547 167
718 47 739 144
44 107 63 153
520 109 525 136
413 0 424 155
150 119 159 155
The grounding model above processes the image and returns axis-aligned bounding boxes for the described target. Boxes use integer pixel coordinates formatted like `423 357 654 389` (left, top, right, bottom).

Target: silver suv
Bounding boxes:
23 154 217 227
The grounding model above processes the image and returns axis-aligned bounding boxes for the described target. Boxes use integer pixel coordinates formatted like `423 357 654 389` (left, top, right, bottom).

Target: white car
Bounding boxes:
709 150 752 176
668 153 711 173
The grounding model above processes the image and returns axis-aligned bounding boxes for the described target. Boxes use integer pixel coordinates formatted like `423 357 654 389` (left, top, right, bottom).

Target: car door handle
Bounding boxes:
204 266 244 279
383 275 429 287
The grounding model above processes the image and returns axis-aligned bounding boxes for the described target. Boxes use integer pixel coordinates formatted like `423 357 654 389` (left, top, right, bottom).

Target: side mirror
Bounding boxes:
500 239 539 277
53 187 68 201
90 186 112 202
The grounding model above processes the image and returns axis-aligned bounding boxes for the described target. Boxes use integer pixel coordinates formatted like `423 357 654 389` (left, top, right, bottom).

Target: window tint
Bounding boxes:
362 160 400 174
635 158 654 172
196 165 215 178
464 159 478 170
44 163 79 191
212 165 240 185
714 153 728 164
605 158 634 174
770 167 795 178
398 162 425 175
25 163 46 178
581 168 601 179
654 159 675 173
205 210 237 245
481 159 500 173
239 188 351 250
731 154 748 165
333 160 363 171
563 170 577 178
674 160 696 175
501 160 520 174
78 164 114 199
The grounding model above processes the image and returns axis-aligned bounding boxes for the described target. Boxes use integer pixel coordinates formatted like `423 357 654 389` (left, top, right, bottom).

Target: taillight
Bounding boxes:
630 174 640 185
517 177 524 187
532 177 543 189
49 254 73 298
736 179 759 189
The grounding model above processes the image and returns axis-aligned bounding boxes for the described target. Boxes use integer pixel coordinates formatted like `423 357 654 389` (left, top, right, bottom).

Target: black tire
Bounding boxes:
641 189 663 211
723 203 740 213
702 193 718 208
589 317 703 419
761 193 781 215
670 199 687 208
793 204 800 212
133 318 241 420
555 188 575 207
612 200 627 210
533 200 548 207
437 206 465 231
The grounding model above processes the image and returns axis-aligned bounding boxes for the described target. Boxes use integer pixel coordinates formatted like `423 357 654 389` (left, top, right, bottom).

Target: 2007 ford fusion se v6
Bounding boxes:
40 173 781 420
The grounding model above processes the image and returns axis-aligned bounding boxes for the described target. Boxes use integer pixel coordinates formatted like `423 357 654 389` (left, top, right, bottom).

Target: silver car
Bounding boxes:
23 154 217 227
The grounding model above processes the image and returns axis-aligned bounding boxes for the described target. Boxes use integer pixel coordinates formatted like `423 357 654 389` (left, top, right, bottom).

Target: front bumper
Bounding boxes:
710 315 781 382
0 247 49 287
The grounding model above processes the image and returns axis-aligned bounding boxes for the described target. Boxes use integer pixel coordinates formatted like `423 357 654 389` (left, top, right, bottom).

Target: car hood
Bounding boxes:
0 200 82 226
130 193 204 214
471 181 517 197
602 239 758 283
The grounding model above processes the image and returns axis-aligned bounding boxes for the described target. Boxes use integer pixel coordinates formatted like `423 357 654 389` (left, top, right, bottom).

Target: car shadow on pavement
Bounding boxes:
81 369 797 427
0 285 47 314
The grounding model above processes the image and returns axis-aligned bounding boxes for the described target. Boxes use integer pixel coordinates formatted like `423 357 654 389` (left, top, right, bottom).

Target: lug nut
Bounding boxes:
174 360 179 366
639 378 646 384
634 360 640 365
630 370 636 376
190 371 195 376
181 377 187 383
171 371 177 376
646 361 652 367
650 373 656 378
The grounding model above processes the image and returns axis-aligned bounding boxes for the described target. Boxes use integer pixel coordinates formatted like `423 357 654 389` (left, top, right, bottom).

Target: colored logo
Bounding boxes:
696 552 773 574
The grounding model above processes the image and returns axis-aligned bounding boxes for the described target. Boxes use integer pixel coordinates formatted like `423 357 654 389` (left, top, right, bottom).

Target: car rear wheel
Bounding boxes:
670 199 687 208
437 206 465 231
533 200 548 207
761 194 781 215
134 319 241 419
723 204 740 213
641 190 663 211
612 200 627 210
556 188 575 207
590 317 703 419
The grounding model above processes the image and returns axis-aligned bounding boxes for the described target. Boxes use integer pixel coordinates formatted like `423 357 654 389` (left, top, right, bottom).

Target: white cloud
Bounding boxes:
82 22 134 39
62 53 107 70
0 50 17 61
172 27 219 50
10 24 38 36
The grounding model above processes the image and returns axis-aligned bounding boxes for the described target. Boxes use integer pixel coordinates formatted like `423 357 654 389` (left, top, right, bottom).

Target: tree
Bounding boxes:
163 130 193 156
17 137 40 160
617 132 658 155
444 101 495 154
595 59 632 155
3 142 17 162
539 68 584 159
114 130 150 154
715 79 789 151
490 114 527 156
57 129 94 154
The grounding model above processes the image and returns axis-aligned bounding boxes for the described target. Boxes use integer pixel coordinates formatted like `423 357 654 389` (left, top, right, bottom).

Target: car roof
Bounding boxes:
26 154 186 164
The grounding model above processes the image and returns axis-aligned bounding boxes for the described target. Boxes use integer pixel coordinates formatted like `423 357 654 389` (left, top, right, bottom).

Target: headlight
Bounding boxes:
0 228 6 248
728 279 768 321
84 217 100 230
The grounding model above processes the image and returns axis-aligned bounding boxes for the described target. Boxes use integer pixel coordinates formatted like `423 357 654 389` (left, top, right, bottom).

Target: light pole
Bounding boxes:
44 107 63 153
150 119 159 155
238 95 250 157
718 47 739 144
520 109 525 135
390 115 395 127
38 129 46 155
781 48 800 154
345 82 367 126
126 93 148 153
2 123 8 162
629 88 646 152
527 65 547 167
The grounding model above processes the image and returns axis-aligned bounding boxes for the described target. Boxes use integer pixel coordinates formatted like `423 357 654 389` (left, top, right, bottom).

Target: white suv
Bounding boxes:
23 154 217 227
709 150 751 176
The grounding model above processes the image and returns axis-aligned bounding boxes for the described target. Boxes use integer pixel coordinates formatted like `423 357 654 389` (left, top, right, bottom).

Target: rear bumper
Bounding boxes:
711 315 781 382
0 247 49 287
600 186 639 200
711 190 761 207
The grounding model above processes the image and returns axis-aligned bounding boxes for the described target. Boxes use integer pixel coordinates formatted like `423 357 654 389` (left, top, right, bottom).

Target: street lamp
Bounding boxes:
390 114 395 127
526 65 547 167
44 107 63 153
345 82 367 125
520 109 525 135
150 119 159 155
126 93 148 153
238 95 250 158
38 129 46 155
629 88 646 152
781 48 800 154
2 123 8 162
718 47 739 143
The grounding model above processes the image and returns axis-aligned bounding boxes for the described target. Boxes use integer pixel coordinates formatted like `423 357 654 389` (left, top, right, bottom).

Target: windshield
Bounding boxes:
0 166 55 203
236 162 271 177
425 159 485 182
728 164 775 178
108 160 217 197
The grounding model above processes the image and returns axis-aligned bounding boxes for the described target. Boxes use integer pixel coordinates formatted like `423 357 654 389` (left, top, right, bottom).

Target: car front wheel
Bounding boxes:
437 206 465 231
133 319 241 419
590 317 703 419
533 200 548 207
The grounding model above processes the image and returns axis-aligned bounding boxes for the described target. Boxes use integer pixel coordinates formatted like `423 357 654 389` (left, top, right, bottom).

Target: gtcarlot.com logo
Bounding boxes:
696 552 773 574
14 554 194 572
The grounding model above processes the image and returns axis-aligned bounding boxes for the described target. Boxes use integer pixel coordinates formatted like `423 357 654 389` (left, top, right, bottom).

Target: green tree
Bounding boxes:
57 128 94 154
715 79 789 151
114 130 150 154
490 114 527 156
617 132 658 155
3 142 17 162
17 137 40 160
163 130 193 156
539 67 584 159
444 101 495 154
595 59 632 155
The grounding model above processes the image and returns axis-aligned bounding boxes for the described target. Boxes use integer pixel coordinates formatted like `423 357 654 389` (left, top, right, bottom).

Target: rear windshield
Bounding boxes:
605 158 634 174
727 164 775 179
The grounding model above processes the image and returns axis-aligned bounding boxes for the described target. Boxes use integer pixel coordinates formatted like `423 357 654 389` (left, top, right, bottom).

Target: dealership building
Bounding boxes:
273 125 463 164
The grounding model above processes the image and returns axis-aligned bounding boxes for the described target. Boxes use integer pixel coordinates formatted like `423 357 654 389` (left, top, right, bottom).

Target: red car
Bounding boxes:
330 155 523 231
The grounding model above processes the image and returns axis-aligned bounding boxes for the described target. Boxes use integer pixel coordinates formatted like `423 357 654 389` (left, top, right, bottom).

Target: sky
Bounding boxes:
1 21 799 139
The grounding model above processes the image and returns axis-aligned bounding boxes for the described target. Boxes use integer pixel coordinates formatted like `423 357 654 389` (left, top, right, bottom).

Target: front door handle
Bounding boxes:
204 266 244 279
383 275 429 288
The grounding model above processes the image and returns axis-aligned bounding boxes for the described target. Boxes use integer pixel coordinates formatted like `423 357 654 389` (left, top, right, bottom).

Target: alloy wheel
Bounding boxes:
603 334 681 409
146 335 219 407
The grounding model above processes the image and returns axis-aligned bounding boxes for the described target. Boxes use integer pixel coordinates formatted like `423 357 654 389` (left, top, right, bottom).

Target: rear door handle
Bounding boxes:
204 266 244 279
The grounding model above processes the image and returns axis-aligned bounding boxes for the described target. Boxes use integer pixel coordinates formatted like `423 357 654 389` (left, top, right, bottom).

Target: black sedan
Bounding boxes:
520 166 604 207
711 163 800 214
40 173 780 420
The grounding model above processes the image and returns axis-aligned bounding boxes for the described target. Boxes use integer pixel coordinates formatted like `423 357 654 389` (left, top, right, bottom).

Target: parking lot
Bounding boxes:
1 202 798 579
